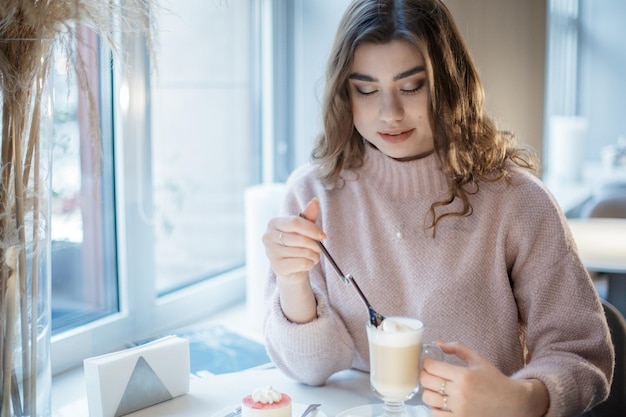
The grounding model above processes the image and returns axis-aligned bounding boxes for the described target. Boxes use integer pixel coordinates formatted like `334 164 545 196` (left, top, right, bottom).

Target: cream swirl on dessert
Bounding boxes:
251 386 282 404
241 386 292 417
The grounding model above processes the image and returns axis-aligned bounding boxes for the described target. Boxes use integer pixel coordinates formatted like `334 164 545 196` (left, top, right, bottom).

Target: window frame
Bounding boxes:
51 0 282 375
543 0 580 135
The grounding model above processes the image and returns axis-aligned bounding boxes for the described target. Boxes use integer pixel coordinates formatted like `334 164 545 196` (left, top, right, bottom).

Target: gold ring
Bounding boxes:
439 380 446 396
278 231 285 246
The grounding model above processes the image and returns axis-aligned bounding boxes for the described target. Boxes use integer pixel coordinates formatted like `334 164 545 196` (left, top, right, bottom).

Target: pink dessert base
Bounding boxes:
242 393 291 410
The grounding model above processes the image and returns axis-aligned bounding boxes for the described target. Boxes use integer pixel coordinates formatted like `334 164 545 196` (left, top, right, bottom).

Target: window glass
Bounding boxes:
51 1 259 371
545 0 579 117
151 1 256 294
51 30 119 333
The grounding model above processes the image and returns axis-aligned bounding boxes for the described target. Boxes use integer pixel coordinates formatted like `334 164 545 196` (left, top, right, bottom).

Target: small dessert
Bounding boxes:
241 386 292 417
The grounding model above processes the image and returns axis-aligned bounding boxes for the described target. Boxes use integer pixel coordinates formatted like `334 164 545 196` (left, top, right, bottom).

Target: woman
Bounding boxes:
262 1 613 416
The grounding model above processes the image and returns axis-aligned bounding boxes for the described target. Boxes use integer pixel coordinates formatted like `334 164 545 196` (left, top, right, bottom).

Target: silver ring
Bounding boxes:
442 395 449 411
439 380 446 396
278 231 285 246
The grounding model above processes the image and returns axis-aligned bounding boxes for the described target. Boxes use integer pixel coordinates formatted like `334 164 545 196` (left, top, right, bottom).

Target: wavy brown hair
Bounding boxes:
312 0 538 231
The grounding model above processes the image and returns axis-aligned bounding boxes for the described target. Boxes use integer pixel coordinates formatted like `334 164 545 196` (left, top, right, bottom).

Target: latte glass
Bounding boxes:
367 317 443 417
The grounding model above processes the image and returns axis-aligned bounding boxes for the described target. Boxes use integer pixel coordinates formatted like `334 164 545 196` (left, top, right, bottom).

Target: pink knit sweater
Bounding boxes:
263 144 613 417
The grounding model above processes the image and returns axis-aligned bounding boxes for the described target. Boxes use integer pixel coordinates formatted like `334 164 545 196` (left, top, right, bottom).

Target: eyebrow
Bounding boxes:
348 65 425 82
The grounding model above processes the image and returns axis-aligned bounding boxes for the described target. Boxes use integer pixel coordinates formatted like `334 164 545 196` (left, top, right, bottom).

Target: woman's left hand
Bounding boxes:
420 341 549 417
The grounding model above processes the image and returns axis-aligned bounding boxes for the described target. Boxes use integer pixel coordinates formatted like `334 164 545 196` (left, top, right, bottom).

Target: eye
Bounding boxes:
401 80 425 94
353 85 377 96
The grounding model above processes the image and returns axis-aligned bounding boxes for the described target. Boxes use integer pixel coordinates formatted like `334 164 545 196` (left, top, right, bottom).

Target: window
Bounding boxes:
150 1 254 294
51 28 119 334
544 0 626 177
51 0 272 374
543 0 582 183
545 0 580 117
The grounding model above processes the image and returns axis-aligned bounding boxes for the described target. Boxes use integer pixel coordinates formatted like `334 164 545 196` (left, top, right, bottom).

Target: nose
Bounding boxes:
379 92 404 122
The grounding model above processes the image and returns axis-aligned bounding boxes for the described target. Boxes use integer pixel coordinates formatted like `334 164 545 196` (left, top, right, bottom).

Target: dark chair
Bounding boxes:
579 182 626 219
585 299 626 417
580 195 626 219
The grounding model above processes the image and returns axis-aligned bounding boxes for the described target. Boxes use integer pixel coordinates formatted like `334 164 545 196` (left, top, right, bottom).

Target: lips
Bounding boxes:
378 128 415 144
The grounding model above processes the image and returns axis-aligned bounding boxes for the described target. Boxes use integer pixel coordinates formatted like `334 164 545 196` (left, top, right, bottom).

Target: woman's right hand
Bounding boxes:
262 197 327 323
263 197 326 279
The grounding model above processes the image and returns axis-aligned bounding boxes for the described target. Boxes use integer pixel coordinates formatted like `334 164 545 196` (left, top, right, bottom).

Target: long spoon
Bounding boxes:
316 240 384 327
300 217 385 327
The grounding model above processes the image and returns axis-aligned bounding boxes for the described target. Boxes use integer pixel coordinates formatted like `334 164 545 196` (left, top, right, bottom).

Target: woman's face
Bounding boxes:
348 40 434 160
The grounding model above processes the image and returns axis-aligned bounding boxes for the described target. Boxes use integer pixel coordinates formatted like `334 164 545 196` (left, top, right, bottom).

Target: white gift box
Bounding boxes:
84 335 190 417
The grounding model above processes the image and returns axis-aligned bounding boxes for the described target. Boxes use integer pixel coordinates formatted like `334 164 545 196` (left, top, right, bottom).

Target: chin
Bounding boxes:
383 148 417 160
366 140 422 160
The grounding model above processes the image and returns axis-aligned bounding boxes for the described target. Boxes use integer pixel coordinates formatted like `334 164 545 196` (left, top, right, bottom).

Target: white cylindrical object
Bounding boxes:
244 183 287 331
548 115 588 183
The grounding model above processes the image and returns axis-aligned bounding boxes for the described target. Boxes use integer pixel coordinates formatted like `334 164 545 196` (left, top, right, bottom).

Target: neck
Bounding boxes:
358 145 449 199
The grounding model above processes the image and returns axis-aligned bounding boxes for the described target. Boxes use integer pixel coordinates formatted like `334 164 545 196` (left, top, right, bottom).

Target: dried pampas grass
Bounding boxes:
0 1 159 416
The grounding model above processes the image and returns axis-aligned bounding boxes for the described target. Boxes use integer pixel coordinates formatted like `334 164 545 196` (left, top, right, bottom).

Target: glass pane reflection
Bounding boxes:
151 2 256 294
51 33 118 333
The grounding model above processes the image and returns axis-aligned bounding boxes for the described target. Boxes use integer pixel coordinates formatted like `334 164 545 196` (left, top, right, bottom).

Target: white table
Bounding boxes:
53 366 427 417
567 218 626 273
567 218 626 316
135 368 374 417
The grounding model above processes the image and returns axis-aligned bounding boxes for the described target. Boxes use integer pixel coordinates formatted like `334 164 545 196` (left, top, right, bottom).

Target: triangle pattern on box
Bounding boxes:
114 355 173 417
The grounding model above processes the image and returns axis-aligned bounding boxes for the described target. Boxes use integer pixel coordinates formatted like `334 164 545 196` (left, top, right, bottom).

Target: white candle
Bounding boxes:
548 115 588 184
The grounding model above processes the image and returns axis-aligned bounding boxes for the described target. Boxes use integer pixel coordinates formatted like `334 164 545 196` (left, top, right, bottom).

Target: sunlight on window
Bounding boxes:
151 1 256 294
51 35 118 333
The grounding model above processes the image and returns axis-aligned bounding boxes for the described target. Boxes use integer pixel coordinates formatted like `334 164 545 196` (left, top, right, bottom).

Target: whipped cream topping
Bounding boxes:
380 318 411 332
251 386 282 404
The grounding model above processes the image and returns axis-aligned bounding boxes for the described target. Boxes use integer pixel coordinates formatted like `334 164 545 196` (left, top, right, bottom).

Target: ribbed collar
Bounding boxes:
349 143 450 200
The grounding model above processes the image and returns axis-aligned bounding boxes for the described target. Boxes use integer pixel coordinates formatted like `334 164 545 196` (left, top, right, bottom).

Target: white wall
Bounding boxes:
579 0 626 162
443 0 547 162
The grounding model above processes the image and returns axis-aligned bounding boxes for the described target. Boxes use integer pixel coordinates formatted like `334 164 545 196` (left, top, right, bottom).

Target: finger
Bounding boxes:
298 198 327 241
422 357 465 381
420 369 447 392
437 341 486 366
430 408 453 417
266 230 324 258
422 389 451 413
263 227 289 249
273 256 320 276
267 242 321 274
267 242 321 264
300 197 320 222
265 217 325 249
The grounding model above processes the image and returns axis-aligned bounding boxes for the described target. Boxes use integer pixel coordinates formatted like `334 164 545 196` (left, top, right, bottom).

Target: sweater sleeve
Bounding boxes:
262 169 356 385
506 181 614 417
263 283 356 385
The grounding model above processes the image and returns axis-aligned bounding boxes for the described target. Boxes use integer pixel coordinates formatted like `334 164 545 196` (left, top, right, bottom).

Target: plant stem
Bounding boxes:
13 92 31 416
2 248 17 417
27 58 49 417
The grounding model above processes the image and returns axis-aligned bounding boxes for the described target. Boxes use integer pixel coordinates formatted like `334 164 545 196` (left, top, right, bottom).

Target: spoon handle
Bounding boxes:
316 240 383 326
345 273 384 326
298 213 350 284
315 240 350 284
298 213 384 326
